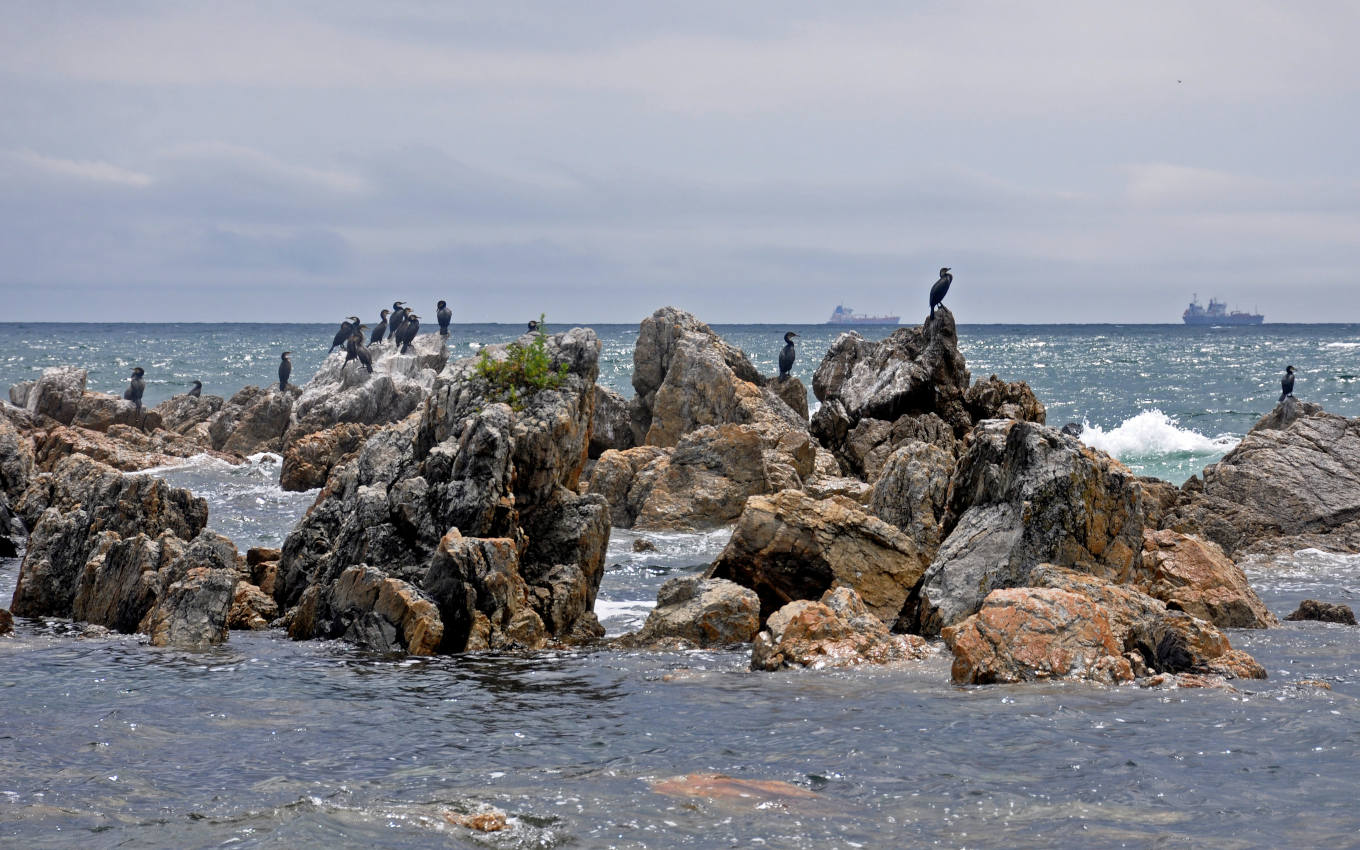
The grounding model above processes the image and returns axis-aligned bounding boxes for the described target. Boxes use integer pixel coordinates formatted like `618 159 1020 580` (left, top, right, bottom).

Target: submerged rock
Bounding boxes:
1283 599 1357 625
751 586 932 671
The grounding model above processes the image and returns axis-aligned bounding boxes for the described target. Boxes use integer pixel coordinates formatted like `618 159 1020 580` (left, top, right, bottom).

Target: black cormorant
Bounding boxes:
929 267 953 316
1280 365 1296 402
395 313 420 353
527 320 539 333
187 380 202 398
778 331 798 379
388 302 409 342
437 300 452 336
279 352 292 391
123 367 145 412
344 329 373 373
329 317 360 353
371 309 390 345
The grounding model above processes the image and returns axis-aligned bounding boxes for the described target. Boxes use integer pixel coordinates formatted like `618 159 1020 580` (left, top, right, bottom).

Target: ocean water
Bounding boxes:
3 321 1360 848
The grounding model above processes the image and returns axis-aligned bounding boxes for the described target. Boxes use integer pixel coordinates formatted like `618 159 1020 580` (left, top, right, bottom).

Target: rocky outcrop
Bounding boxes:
751 586 932 671
964 375 1046 425
1 492 21 558
1162 403 1360 556
154 393 225 442
11 455 208 619
279 422 382 491
709 489 929 625
276 327 609 653
912 419 1146 634
1139 529 1277 628
0 413 35 499
589 385 635 458
632 425 778 531
1283 599 1356 625
18 366 86 425
71 392 162 433
769 376 809 423
837 412 958 482
283 333 448 450
943 588 1134 685
33 423 235 473
868 440 954 559
138 531 242 648
288 564 443 654
208 385 299 456
619 577 760 648
582 445 669 528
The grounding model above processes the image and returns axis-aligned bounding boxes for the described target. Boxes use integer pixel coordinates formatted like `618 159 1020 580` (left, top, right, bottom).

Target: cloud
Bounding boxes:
2 149 153 187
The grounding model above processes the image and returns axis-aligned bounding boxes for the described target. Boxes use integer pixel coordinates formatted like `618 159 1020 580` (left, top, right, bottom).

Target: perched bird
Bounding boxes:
123 367 145 412
1280 365 1296 402
929 267 953 316
527 320 540 333
279 352 292 391
437 300 452 337
370 309 390 345
329 317 360 353
778 332 799 380
344 327 373 373
387 302 409 343
187 380 202 398
395 313 420 353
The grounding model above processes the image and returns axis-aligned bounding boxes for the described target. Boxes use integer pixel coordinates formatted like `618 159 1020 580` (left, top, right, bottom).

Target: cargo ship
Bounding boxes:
827 305 900 325
1182 295 1263 326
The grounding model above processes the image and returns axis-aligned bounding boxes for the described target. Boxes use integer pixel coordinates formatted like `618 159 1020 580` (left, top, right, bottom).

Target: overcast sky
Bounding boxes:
2 1 1358 323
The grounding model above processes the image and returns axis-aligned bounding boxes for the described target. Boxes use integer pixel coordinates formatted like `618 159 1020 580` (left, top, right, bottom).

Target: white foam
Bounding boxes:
1079 410 1238 460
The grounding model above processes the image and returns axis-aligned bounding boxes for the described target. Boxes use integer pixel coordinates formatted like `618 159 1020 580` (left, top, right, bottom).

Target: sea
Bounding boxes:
2 321 1359 848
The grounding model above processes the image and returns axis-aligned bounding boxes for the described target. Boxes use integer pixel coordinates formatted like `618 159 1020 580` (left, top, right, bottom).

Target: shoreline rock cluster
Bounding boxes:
2 310 1355 690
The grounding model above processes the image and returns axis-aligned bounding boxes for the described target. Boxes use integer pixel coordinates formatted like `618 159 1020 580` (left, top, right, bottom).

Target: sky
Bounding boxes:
2 1 1358 324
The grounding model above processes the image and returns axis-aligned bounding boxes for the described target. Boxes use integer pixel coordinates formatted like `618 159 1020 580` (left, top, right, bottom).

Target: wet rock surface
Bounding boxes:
1283 599 1357 625
1139 529 1277 628
751 586 932 671
618 576 760 648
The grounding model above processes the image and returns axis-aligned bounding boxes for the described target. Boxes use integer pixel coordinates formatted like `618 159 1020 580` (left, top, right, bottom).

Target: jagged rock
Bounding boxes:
583 445 669 528
839 412 958 482
751 586 932 671
71 392 163 433
769 376 809 423
71 531 187 633
942 588 1135 685
153 393 225 440
964 375 1046 425
802 475 872 504
869 440 954 560
1027 565 1266 680
1139 529 1277 628
0 607 11 635
228 581 279 630
283 333 448 450
20 366 86 425
1 492 21 558
1139 477 1180 530
421 531 545 652
32 424 234 473
1283 599 1357 625
633 425 777 531
10 455 208 619
709 489 929 625
8 381 33 408
811 309 972 466
1162 403 1360 556
137 531 243 649
0 413 35 499
589 385 636 458
620 577 760 648
288 564 442 654
209 385 299 456
276 327 607 651
913 419 1146 634
279 422 382 491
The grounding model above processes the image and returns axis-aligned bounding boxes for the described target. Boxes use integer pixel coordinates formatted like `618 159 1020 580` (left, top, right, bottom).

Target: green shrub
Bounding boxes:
474 314 570 410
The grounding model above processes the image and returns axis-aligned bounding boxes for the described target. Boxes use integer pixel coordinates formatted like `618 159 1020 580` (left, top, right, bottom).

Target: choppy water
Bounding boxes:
4 321 1360 848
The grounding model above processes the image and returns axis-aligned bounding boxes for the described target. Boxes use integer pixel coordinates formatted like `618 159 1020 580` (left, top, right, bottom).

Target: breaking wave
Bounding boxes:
1080 409 1238 461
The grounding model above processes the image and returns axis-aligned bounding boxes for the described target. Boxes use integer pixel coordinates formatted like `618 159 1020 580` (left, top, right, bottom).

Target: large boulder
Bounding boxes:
964 375 1046 425
10 455 209 619
868 440 955 559
19 367 87 425
71 392 163 433
838 412 957 482
1163 403 1360 555
283 333 448 450
1283 599 1356 625
709 489 929 626
276 327 609 652
279 422 382 492
138 531 242 649
632 425 778 531
0 413 35 499
751 586 932 671
912 419 1147 634
287 564 443 655
208 385 299 456
582 445 669 528
421 530 547 652
620 576 761 648
153 393 225 442
1139 529 1277 628
589 385 636 458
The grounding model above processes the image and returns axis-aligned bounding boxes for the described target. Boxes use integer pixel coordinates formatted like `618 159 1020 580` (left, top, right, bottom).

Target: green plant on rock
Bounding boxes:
474 313 570 410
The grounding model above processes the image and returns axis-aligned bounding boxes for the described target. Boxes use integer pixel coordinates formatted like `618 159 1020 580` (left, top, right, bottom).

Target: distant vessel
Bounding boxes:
1182 294 1263 326
827 305 900 325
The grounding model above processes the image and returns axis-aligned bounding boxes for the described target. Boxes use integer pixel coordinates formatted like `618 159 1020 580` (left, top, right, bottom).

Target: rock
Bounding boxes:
620 577 760 648
71 531 187 633
32 423 233 473
22 366 87 425
709 489 929 625
1138 477 1180 530
8 381 34 408
583 445 670 528
228 581 279 630
153 393 225 439
751 586 932 671
802 475 872 504
769 376 809 423
868 440 954 559
839 412 958 482
1027 565 1266 680
913 419 1146 634
276 327 607 651
292 564 443 654
632 425 777 531
71 392 163 433
1139 529 1277 628
1060 422 1084 438
10 455 209 619
942 588 1135 685
1162 403 1360 556
0 413 36 499
0 607 11 635
283 333 447 450
138 531 244 649
589 385 636 458
1283 599 1357 625
964 375 1046 425
0 492 20 557
209 385 299 456
279 422 382 491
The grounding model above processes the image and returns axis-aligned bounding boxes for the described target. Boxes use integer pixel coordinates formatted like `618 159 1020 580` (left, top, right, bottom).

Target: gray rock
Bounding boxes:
23 366 87 425
154 393 225 438
0 413 36 500
621 577 760 648
589 384 636 458
1283 599 1356 625
9 381 34 408
209 385 299 456
869 440 955 560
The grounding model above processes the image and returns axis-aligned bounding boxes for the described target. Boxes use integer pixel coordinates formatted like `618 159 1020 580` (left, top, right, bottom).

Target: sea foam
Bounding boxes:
1079 409 1238 460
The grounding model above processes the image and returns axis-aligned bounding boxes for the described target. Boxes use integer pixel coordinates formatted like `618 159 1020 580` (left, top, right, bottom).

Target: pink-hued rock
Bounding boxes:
751 586 933 671
1140 529 1277 628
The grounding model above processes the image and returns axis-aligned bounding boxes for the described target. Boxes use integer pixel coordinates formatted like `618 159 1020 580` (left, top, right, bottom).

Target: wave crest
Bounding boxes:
1080 410 1237 460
